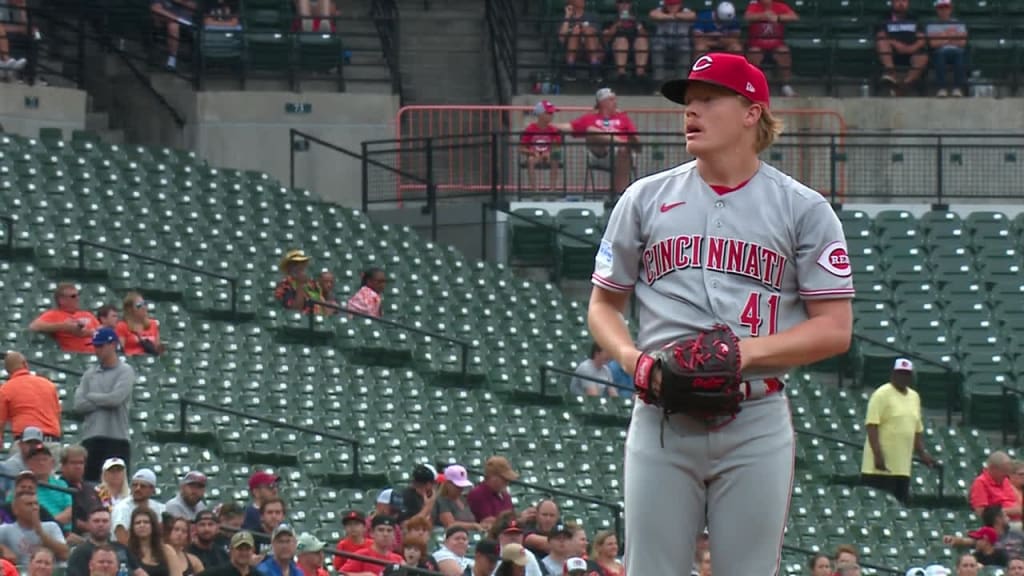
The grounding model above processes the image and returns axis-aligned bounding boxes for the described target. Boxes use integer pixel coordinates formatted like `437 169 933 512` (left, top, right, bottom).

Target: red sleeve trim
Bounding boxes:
591 274 634 293
799 288 856 297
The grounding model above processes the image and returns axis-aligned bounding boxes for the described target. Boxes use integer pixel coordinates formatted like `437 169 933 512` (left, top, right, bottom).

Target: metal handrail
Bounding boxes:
539 364 633 397
73 238 239 317
25 359 84 378
0 471 78 495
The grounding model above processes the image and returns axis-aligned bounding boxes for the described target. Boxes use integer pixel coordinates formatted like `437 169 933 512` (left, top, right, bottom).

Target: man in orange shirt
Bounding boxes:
0 352 61 441
970 451 1023 526
29 283 100 354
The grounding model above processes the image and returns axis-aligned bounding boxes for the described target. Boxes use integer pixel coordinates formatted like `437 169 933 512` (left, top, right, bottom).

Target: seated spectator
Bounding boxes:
128 507 185 576
0 24 25 71
468 540 499 576
875 0 928 95
808 554 832 576
164 470 208 521
559 88 639 195
834 544 859 569
366 489 403 553
19 445 72 532
519 101 563 193
96 458 130 510
954 555 977 576
692 1 742 56
256 524 300 576
970 452 1022 525
2 426 45 475
432 526 474 576
1009 559 1024 576
925 0 967 97
602 1 648 80
522 499 560 558
333 511 367 570
0 492 68 564
197 532 256 576
400 535 438 573
559 0 603 81
340 515 403 576
564 558 587 576
346 268 386 319
648 0 695 82
28 547 54 576
401 517 430 555
0 471 57 526
605 359 634 391
112 469 166 545
495 543 529 576
149 0 196 70
590 531 623 576
396 464 439 525
243 472 280 532
252 498 288 560
88 546 120 576
538 524 572 575
316 272 339 314
836 562 862 576
29 283 100 354
434 465 482 531
744 0 799 97
115 292 165 356
492 519 542 576
295 0 337 33
188 511 229 570
215 502 245 536
96 305 119 329
296 533 328 576
204 0 241 29
165 516 205 575
275 251 323 315
0 354 62 444
467 457 519 527
696 549 712 576
57 445 101 537
570 343 618 397
67 508 137 576
942 505 1024 564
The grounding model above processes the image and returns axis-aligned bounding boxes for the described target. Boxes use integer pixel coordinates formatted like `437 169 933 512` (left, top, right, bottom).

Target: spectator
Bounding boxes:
216 503 245 537
67 507 134 576
467 457 518 526
89 545 121 576
432 526 473 576
0 492 68 564
2 426 46 475
603 1 649 80
808 554 832 576
112 468 166 545
242 472 280 532
690 530 709 575
275 251 322 315
692 1 742 57
971 452 1023 524
399 535 436 573
604 360 633 391
0 352 62 441
401 516 430 547
333 511 367 571
925 0 968 96
520 101 563 193
835 545 859 568
256 524 301 576
29 283 100 354
569 343 619 397
434 465 481 531
149 0 196 70
0 24 25 71
396 464 438 525
28 548 54 576
1009 558 1024 576
166 516 205 575
295 534 328 576
252 498 288 560
115 292 165 357
559 0 603 81
58 444 101 536
365 490 402 553
316 273 339 314
744 0 799 96
956 555 979 576
564 558 588 576
522 499 560 558
20 445 72 531
189 511 230 570
96 458 130 510
198 532 256 576
128 507 184 576
346 268 386 319
590 531 623 576
469 540 499 576
96 305 119 330
538 524 573 575
648 0 695 83
942 505 1024 563
495 543 529 576
492 520 542 576
295 0 337 33
563 89 639 195
861 358 935 504
696 549 712 576
204 0 241 29
74 327 135 483
0 472 58 526
339 515 402 576
876 0 928 95
1012 461 1024 508
165 470 208 521
836 562 861 576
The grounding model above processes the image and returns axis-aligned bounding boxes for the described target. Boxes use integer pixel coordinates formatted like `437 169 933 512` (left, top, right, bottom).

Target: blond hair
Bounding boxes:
755 106 784 153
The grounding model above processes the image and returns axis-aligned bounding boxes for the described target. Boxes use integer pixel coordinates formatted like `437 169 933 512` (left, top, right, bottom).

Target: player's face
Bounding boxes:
684 83 760 157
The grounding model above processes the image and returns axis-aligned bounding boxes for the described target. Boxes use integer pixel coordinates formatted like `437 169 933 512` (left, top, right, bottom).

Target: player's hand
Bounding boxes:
873 455 888 472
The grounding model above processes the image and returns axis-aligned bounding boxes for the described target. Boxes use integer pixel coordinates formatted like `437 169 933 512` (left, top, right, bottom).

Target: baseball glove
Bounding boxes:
634 324 745 420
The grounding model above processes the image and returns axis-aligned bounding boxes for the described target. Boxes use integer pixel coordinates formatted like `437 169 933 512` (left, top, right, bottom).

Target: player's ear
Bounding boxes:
743 102 764 128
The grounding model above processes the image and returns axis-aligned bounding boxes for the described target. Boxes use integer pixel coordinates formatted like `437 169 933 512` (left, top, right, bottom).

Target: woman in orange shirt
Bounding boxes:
115 292 165 356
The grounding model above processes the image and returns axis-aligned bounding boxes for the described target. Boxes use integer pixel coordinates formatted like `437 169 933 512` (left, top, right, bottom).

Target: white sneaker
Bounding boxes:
10 58 25 71
936 89 948 97
0 58 12 70
781 84 797 97
952 88 963 97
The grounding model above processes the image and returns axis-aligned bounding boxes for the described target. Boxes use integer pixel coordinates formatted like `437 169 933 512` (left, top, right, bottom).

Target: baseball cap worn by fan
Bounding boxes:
181 471 207 486
132 468 157 487
376 488 394 505
230 531 255 549
565 557 588 575
272 523 295 540
924 566 951 576
485 456 519 481
296 533 325 553
968 526 999 544
443 464 474 488
372 515 397 529
342 510 366 524
248 471 279 490
412 464 437 484
595 88 616 103
502 520 524 535
92 327 119 347
934 0 952 6
500 543 530 567
534 100 558 115
102 457 126 472
20 427 44 443
894 358 914 372
660 52 770 108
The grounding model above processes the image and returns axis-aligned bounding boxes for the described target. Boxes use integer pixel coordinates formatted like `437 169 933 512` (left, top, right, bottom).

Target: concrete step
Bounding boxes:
85 111 110 132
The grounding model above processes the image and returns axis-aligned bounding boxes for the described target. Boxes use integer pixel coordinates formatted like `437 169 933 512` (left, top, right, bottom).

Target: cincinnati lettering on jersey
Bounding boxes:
641 235 787 290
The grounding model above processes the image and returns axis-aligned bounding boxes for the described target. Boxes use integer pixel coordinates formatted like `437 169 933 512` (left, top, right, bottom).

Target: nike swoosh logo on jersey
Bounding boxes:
660 201 686 213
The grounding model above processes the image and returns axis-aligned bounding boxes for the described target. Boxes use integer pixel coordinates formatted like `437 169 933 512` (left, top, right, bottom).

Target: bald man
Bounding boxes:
0 352 62 440
971 451 1022 527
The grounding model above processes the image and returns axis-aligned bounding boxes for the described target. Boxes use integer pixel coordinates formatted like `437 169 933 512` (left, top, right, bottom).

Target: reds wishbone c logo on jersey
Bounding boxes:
816 241 852 277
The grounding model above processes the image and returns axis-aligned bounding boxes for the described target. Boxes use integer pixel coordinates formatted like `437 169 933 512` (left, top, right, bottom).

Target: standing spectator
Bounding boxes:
112 469 166 545
333 511 366 571
165 470 208 521
692 1 743 56
243 472 279 532
861 358 935 504
295 534 328 576
558 0 603 81
255 524 300 576
165 516 205 575
591 531 624 576
252 498 288 560
875 0 928 95
603 1 649 80
66 508 135 576
58 445 101 536
198 532 256 576
22 445 72 531
648 0 695 82
538 524 573 575
925 0 968 96
569 343 619 397
74 327 135 483
96 305 119 330
520 101 563 193
96 458 130 510
339 515 402 576
467 457 519 527
971 452 1023 524
29 283 100 354
523 500 560 558
115 292 165 357
562 89 639 195
188 511 230 570
744 0 799 96
275 251 322 315
316 273 339 313
0 493 68 564
346 268 386 319
431 526 474 576
809 554 832 576
127 507 184 576
434 465 481 531
0 352 62 441
2 426 45 475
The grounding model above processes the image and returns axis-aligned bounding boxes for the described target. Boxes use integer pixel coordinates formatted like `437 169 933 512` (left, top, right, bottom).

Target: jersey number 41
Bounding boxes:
739 292 780 337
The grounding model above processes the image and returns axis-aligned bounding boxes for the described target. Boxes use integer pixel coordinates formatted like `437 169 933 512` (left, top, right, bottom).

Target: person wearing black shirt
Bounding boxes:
198 532 255 576
188 511 230 570
66 508 136 576
875 0 928 94
396 465 438 524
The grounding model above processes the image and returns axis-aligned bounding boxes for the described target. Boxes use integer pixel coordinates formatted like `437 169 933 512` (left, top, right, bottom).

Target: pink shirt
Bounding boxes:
346 286 382 318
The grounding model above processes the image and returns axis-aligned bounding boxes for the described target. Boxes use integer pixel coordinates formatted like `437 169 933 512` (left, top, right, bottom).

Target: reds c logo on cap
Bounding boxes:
692 55 714 72
816 241 852 277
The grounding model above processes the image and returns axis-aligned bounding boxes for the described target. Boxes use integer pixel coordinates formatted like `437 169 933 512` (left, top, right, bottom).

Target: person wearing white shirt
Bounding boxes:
111 468 165 545
432 526 475 574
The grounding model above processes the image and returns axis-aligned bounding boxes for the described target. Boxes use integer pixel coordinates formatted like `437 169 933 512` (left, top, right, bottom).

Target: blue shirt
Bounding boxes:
606 360 635 391
692 10 741 34
257 556 304 576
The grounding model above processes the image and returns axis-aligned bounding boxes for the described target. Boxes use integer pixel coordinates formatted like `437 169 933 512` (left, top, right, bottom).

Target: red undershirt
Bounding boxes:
709 175 754 196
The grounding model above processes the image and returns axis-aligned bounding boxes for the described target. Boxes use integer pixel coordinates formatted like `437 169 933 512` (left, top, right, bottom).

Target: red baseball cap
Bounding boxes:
661 52 770 108
248 471 280 490
968 526 999 544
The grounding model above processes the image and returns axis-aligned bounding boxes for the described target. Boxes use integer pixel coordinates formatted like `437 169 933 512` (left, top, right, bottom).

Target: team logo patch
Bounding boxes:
816 241 852 277
692 55 713 72
596 239 614 274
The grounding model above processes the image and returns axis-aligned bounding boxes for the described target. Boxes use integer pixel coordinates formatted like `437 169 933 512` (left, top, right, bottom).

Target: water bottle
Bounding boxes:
118 562 128 576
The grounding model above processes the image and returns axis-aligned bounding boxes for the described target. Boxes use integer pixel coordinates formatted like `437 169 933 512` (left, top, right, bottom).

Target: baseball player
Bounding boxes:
587 52 854 576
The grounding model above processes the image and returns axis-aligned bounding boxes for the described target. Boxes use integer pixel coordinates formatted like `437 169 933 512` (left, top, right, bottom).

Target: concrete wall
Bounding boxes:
0 84 86 140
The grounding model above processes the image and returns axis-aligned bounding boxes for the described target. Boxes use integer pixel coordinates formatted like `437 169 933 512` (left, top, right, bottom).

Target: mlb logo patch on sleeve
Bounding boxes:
816 241 851 277
596 239 614 274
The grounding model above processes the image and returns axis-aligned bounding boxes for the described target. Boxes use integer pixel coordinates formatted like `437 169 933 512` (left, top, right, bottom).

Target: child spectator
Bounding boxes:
520 101 563 193
96 305 119 329
346 268 386 319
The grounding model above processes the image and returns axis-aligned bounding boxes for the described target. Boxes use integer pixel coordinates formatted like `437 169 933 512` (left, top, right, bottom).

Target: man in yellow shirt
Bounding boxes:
861 358 936 503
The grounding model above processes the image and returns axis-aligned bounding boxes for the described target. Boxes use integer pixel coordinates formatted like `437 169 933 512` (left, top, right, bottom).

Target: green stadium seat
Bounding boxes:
246 33 293 72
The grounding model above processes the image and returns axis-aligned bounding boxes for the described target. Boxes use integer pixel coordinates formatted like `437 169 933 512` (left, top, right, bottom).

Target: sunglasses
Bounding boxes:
134 301 147 309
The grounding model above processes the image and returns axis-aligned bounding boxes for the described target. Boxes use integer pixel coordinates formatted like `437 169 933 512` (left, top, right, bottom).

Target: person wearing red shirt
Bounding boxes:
339 515 403 576
333 511 367 572
0 352 62 440
29 283 100 354
520 100 564 193
970 452 1023 525
743 0 799 96
559 88 640 196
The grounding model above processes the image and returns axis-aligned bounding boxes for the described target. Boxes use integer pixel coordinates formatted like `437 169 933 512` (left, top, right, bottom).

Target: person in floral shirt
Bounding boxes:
346 268 386 318
274 250 323 315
